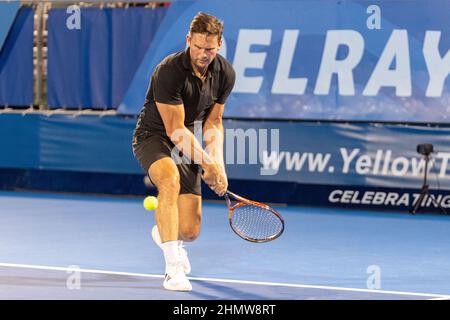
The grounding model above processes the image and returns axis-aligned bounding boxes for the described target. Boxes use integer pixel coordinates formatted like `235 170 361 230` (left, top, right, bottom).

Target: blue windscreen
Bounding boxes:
47 7 167 109
0 7 34 107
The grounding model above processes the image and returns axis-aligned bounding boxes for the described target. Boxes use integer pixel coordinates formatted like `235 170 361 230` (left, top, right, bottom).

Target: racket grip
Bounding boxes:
224 192 231 208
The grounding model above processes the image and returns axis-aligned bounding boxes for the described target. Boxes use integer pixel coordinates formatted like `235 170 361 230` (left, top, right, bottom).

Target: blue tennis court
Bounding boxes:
1 190 449 300
1 0 450 304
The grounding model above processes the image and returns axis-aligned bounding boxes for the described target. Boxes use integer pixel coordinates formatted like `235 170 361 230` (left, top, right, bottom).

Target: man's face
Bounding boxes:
186 32 221 71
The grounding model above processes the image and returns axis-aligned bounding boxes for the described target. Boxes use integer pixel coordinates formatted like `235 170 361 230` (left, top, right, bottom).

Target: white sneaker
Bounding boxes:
151 225 191 275
179 244 191 275
163 262 192 291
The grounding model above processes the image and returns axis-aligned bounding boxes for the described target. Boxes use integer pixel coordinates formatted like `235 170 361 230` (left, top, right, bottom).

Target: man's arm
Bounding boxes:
203 103 227 189
156 102 226 195
156 101 211 166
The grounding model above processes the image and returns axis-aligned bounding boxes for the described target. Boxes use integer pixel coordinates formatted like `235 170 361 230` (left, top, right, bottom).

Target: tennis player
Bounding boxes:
132 12 235 291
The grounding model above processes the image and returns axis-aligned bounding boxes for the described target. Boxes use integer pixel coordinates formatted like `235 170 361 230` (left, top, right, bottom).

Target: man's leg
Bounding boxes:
178 194 202 242
149 157 180 243
151 193 202 274
148 157 192 291
175 194 202 275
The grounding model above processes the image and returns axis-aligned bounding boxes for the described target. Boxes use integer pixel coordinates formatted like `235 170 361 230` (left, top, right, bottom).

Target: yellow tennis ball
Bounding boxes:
143 196 158 211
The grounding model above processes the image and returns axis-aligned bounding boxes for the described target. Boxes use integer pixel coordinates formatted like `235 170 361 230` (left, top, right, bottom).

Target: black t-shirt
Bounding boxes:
133 48 236 142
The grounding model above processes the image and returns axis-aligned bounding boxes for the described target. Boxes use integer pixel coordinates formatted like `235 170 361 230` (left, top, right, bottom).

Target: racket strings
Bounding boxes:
231 204 283 241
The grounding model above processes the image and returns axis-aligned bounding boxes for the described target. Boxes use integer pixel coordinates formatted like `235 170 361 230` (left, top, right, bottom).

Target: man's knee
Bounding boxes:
180 224 201 242
158 175 181 195
149 158 181 196
179 213 201 241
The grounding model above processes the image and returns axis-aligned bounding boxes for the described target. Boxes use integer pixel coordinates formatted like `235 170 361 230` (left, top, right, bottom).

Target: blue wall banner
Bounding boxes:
0 1 20 52
1 114 449 188
0 7 34 107
221 120 450 190
47 7 167 109
119 0 450 123
0 113 449 211
0 113 140 174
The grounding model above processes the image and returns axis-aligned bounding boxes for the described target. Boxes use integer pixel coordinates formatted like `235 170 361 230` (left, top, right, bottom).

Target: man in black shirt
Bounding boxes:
132 12 235 291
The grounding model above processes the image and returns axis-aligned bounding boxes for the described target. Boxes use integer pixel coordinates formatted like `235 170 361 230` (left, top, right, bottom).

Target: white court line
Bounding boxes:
0 262 449 300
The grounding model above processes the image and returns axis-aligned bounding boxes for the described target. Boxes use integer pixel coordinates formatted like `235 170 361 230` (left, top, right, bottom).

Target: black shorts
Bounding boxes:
132 134 201 196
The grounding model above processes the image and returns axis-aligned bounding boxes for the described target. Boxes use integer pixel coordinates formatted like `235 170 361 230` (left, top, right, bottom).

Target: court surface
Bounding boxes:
1 190 450 300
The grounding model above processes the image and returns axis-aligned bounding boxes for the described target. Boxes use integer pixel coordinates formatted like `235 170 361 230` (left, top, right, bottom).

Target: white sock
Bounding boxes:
161 241 179 274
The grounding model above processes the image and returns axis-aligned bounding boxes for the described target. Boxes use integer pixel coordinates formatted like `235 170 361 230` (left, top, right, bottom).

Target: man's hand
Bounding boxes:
202 163 228 196
214 169 228 197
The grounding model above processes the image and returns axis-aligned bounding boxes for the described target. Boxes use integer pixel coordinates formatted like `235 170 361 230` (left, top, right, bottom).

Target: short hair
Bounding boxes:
189 12 224 41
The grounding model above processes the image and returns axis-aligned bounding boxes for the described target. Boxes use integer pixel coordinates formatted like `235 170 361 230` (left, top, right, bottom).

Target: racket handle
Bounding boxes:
224 192 231 208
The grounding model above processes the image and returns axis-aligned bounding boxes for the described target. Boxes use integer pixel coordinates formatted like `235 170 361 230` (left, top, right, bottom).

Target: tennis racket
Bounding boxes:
224 191 284 243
